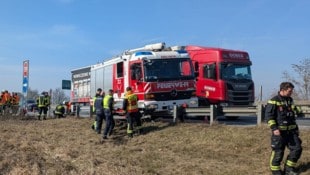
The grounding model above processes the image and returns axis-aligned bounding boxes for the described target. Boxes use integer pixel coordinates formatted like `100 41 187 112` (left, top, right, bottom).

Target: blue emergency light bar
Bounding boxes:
135 51 153 56
176 50 187 54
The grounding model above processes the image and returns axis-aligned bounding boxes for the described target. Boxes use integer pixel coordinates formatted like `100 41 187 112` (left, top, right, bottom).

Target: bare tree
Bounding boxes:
51 88 70 105
26 87 39 99
282 58 310 100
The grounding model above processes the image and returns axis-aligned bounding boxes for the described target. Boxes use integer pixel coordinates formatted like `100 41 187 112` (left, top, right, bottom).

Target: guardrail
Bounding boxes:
173 104 265 126
172 101 310 126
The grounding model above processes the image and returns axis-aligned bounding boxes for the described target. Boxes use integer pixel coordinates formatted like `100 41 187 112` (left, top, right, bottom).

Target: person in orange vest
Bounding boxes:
0 90 4 105
66 101 71 115
3 90 11 106
11 92 20 105
122 86 143 138
11 92 20 114
0 90 5 114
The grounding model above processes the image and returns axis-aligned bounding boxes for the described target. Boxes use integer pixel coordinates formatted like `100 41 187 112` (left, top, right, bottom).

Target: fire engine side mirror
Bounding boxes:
194 62 199 72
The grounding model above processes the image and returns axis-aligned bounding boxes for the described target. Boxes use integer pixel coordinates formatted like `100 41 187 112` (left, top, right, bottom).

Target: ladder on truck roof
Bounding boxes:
125 42 166 54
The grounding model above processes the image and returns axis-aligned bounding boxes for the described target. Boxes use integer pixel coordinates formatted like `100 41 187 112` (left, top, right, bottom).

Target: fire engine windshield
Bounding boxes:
220 63 252 80
143 58 195 82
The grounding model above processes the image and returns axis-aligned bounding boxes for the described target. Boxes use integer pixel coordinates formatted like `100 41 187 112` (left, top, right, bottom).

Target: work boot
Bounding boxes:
284 168 298 175
38 116 41 120
284 166 298 175
271 170 283 175
108 130 113 136
128 133 133 138
137 129 144 135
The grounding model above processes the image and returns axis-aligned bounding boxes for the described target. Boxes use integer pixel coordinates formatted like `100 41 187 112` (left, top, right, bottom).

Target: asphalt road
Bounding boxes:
185 116 310 129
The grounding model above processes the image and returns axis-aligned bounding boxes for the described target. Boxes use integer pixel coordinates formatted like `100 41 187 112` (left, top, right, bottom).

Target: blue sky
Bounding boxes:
0 0 309 100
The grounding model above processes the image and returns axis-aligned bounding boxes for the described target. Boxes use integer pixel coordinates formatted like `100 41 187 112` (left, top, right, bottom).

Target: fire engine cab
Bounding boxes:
186 45 254 107
90 43 198 117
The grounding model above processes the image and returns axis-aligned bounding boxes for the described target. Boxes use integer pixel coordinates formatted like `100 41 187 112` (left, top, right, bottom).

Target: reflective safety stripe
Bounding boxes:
270 151 281 171
125 93 138 112
286 160 297 167
127 124 133 134
93 121 97 128
267 100 284 106
278 125 297 130
103 95 112 109
268 100 277 105
268 120 276 127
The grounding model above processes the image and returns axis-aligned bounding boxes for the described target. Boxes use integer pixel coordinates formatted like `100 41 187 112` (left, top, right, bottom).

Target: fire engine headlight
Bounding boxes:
168 105 174 110
146 104 158 109
145 93 155 100
138 101 144 108
220 103 228 107
191 91 196 97
189 100 198 105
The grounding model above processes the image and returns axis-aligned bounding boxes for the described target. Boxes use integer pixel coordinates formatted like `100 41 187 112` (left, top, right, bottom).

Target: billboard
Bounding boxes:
22 60 29 94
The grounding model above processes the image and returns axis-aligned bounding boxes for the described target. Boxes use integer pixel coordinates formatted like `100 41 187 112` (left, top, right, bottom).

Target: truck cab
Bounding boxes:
186 45 254 107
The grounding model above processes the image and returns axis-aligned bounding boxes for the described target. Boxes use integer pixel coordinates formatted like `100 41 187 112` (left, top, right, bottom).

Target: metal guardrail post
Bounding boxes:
173 105 177 123
75 104 80 118
210 105 216 126
256 104 263 125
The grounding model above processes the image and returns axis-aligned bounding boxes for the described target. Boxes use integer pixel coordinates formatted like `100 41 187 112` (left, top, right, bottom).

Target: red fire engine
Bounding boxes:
90 43 198 117
186 45 254 107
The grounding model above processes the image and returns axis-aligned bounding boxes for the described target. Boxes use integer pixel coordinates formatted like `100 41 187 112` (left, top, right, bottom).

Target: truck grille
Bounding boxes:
152 90 193 101
227 82 254 106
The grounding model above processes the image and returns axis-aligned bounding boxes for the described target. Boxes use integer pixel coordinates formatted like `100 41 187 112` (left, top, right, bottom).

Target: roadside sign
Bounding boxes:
62 80 71 90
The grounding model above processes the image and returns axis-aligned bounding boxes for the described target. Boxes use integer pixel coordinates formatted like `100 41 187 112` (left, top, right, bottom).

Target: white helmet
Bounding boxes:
63 101 66 105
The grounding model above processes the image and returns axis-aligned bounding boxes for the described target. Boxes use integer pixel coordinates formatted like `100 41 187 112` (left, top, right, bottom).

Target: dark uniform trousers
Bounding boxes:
95 109 105 134
270 130 302 171
103 108 115 137
126 111 142 136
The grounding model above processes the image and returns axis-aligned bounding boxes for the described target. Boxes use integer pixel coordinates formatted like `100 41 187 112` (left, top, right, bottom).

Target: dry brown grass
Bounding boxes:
0 116 309 175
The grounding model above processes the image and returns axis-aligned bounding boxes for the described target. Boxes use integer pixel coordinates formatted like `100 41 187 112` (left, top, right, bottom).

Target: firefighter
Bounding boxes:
102 89 115 140
11 92 20 115
37 91 50 120
66 101 71 115
123 86 143 138
0 90 11 115
2 90 11 107
54 101 66 118
265 82 302 175
92 88 104 134
0 90 5 114
11 92 20 105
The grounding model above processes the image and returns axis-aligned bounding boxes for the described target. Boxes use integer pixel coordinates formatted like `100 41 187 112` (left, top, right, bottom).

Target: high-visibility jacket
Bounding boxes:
55 104 65 114
103 95 113 110
3 92 11 105
12 94 20 105
37 95 50 107
124 91 138 113
265 94 298 131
